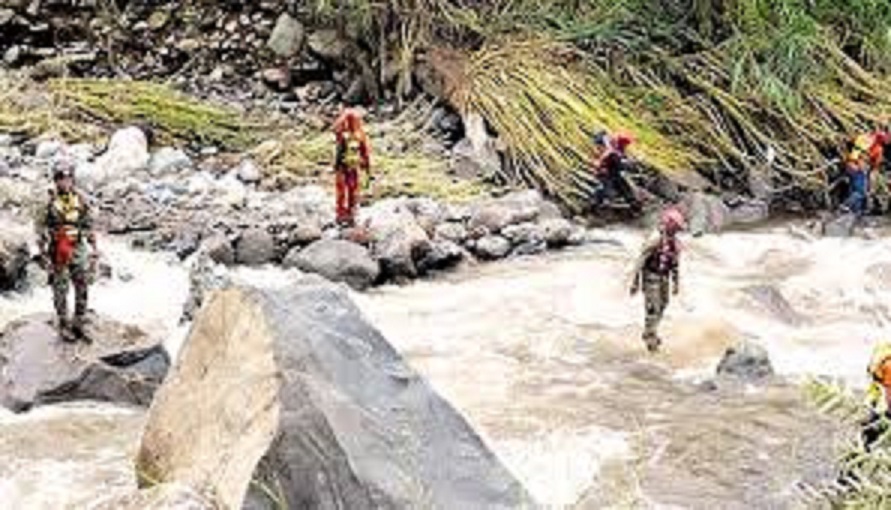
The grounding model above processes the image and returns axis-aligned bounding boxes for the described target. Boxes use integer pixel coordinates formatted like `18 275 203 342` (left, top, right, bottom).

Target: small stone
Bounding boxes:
148 10 170 30
3 45 21 66
148 147 192 176
236 159 262 184
35 140 62 159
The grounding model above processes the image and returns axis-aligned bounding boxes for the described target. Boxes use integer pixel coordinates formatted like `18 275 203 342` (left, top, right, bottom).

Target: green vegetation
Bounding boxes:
803 378 891 508
309 0 891 207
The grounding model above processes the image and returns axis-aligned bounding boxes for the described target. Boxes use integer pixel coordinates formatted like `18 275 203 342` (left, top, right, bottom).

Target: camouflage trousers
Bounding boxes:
51 241 90 327
642 270 670 341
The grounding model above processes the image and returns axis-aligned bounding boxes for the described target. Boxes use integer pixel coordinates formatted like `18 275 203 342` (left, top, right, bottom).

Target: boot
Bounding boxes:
71 314 90 343
57 316 76 343
643 333 662 353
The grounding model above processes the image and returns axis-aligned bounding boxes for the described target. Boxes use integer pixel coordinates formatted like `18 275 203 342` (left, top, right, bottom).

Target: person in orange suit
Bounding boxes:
333 108 372 227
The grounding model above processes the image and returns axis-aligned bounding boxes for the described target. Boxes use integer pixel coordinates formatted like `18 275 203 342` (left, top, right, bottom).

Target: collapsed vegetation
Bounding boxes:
4 0 891 210
804 379 891 507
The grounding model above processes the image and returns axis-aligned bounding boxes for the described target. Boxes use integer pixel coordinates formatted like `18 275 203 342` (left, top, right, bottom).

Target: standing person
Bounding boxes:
591 130 643 213
629 207 685 352
39 162 98 340
333 108 372 227
863 340 891 451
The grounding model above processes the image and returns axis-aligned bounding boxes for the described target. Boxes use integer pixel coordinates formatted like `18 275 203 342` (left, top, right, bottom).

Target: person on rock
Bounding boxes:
38 162 98 341
629 207 685 352
842 126 891 216
591 130 643 214
863 340 891 451
333 108 372 227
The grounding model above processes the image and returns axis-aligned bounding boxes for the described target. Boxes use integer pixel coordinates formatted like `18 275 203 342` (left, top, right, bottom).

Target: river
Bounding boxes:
1 224 880 508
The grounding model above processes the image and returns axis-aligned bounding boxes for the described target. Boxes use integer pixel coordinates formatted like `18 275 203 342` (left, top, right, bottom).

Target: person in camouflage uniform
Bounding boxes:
629 207 686 353
38 162 97 340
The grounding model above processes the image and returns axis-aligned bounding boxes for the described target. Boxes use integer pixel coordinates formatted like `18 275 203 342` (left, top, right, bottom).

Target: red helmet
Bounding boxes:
661 207 686 232
614 132 634 150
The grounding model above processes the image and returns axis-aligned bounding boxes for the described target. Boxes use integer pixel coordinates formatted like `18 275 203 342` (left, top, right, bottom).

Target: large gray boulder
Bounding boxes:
136 281 534 509
0 314 169 412
283 239 380 290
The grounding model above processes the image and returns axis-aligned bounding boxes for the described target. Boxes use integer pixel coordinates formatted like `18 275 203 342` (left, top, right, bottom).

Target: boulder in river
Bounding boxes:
235 227 276 266
283 239 380 290
361 200 431 281
716 340 774 381
474 235 512 260
136 280 534 509
0 314 169 412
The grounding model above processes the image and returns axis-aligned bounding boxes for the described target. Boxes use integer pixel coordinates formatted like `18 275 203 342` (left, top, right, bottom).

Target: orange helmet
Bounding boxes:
661 207 686 233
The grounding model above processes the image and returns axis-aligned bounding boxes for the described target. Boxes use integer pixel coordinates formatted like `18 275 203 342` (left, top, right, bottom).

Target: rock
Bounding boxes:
3 45 20 66
307 29 350 63
468 191 545 235
35 139 62 159
512 240 547 256
502 222 544 245
360 200 432 280
683 192 730 235
450 137 499 179
89 483 214 510
822 212 857 238
0 9 14 25
434 222 468 243
235 228 276 266
288 222 323 246
417 239 464 273
236 159 262 184
540 218 573 247
0 314 169 412
283 239 379 290
716 341 774 381
90 127 150 184
267 13 304 57
148 147 192 176
201 233 235 266
0 225 31 291
181 255 232 323
474 235 512 260
169 229 203 261
567 226 587 246
728 199 769 226
260 67 290 91
136 281 533 509
215 173 247 208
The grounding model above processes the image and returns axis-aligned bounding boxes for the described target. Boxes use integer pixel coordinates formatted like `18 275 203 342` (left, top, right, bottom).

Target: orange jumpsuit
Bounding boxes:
333 112 371 225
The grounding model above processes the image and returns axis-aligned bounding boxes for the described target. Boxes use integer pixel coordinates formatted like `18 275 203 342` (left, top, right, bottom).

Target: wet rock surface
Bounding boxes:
0 314 169 412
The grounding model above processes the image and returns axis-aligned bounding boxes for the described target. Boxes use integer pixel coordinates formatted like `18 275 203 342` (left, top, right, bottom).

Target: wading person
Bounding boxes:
591 130 643 214
333 108 372 227
629 207 685 352
843 126 891 216
39 162 98 340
